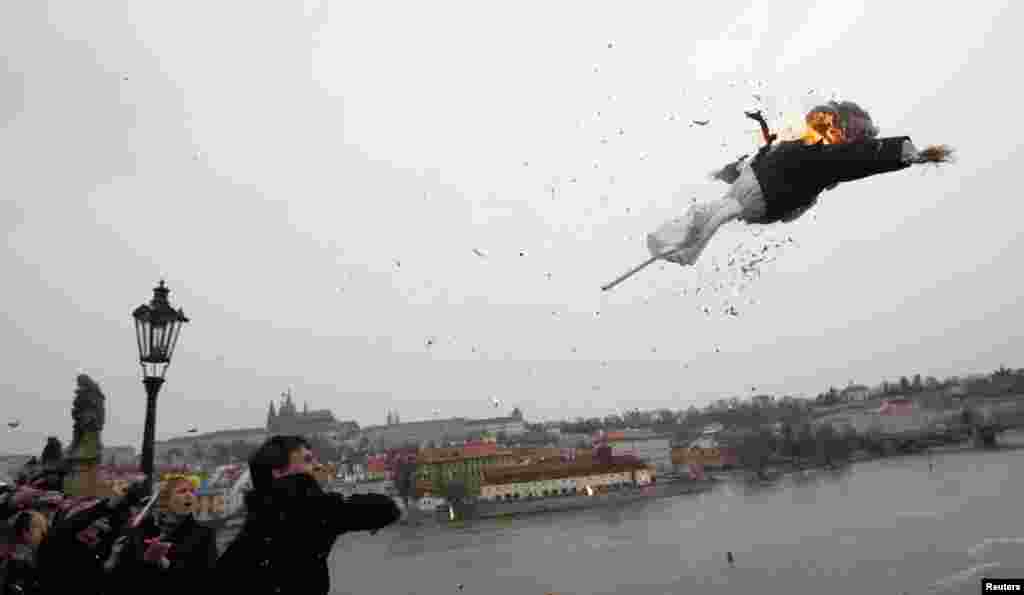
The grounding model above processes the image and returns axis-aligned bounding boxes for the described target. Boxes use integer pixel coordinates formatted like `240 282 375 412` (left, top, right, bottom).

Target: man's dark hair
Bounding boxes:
248 435 311 493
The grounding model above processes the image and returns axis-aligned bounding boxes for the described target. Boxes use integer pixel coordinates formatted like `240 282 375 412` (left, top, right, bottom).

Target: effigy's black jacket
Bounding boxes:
745 136 912 224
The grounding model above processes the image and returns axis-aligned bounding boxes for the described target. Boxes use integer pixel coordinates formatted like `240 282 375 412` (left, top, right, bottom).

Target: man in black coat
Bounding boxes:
217 435 401 595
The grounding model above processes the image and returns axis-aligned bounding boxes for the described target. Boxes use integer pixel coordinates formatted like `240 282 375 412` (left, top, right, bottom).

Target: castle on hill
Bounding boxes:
267 389 359 439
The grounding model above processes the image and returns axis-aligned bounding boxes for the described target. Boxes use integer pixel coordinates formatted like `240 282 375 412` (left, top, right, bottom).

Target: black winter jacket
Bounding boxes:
217 474 401 595
105 514 217 595
34 498 136 595
745 136 912 224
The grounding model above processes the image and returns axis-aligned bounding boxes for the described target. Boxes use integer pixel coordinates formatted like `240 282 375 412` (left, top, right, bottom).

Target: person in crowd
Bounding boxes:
0 510 48 594
217 435 402 595
34 481 149 595
105 477 217 595
0 487 41 522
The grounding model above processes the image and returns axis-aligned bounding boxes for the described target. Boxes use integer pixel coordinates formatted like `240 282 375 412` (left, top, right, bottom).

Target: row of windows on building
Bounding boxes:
479 469 653 502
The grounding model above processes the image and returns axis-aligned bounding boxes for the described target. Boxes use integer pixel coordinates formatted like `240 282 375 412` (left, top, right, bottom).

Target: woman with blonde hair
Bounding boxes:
106 477 217 595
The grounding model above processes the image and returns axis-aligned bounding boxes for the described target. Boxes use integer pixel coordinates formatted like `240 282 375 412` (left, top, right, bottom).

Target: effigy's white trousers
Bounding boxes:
646 158 766 266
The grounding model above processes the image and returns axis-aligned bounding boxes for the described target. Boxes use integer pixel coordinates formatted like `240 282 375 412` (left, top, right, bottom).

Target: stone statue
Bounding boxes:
64 373 106 497
68 373 106 458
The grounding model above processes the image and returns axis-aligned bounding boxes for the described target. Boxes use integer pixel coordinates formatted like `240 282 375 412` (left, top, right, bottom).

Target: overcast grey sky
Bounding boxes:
3 1 1022 455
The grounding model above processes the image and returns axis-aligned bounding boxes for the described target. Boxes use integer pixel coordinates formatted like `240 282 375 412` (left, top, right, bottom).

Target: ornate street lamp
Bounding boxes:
132 280 189 491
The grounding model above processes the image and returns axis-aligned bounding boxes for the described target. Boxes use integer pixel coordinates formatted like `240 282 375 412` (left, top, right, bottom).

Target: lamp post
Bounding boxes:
132 280 189 492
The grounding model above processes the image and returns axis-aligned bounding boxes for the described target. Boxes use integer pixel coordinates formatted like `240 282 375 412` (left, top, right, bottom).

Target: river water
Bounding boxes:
329 436 1024 595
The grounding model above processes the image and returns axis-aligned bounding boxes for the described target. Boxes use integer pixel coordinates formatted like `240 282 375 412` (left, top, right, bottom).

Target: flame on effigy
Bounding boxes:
773 110 845 145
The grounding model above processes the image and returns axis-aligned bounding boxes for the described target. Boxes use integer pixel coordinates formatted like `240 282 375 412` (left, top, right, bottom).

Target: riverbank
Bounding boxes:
474 478 714 520
714 431 1024 484
334 441 1024 595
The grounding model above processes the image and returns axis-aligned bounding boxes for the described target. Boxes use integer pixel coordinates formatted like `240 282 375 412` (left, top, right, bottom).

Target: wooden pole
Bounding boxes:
601 247 684 292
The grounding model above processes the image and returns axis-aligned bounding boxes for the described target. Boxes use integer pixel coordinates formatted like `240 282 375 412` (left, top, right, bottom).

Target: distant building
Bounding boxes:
267 389 359 439
361 410 529 451
555 433 593 449
751 395 775 408
362 418 473 451
479 457 652 501
155 428 268 462
841 385 871 402
672 437 739 469
813 398 946 436
597 430 673 473
415 444 521 497
465 410 527 438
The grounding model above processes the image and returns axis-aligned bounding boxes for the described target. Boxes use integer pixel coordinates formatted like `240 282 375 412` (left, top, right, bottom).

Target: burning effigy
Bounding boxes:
602 101 955 291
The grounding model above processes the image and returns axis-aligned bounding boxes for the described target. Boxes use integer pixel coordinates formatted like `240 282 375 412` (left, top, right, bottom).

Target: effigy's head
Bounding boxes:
801 100 879 145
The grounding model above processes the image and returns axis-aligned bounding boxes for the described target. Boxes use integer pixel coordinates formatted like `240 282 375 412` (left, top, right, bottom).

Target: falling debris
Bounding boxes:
607 42 614 49
518 251 526 257
472 248 487 258
544 272 552 280
425 337 436 348
692 120 710 126
7 420 20 429
393 259 401 269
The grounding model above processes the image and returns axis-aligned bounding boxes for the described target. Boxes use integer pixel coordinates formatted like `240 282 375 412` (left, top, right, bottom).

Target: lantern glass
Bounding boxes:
132 281 189 379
